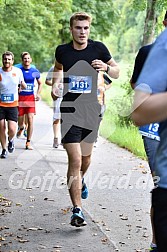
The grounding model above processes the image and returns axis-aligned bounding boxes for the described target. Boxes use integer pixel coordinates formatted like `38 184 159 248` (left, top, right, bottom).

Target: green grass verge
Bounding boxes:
100 112 146 160
41 74 52 107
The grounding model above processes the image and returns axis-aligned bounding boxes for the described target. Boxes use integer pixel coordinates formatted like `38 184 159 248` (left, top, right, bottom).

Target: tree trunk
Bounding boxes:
142 0 157 46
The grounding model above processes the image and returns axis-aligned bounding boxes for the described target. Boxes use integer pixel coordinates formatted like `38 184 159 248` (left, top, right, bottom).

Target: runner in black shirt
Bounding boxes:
52 12 119 227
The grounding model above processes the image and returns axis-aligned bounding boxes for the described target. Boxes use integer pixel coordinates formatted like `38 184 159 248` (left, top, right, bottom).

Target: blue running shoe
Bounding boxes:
70 207 87 227
150 247 158 252
81 178 88 199
23 129 27 137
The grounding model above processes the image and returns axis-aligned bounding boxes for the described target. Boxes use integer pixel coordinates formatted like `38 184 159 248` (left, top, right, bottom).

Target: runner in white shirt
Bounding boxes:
0 51 26 158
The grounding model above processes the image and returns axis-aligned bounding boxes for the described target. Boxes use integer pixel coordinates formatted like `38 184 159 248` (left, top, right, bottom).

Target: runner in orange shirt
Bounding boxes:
0 51 26 158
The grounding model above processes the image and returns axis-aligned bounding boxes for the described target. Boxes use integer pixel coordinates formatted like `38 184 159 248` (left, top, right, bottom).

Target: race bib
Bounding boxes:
1 94 14 103
68 75 92 93
139 123 160 141
26 83 33 92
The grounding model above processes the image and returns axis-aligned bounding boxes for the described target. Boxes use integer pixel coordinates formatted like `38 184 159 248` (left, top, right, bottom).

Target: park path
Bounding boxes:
0 101 153 252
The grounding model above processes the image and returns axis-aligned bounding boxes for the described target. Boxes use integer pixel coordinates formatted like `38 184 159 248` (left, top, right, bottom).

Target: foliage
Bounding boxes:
0 0 72 70
58 0 118 43
0 0 166 70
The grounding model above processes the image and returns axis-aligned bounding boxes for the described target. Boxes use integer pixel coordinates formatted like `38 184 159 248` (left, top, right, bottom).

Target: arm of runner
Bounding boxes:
35 78 42 101
91 58 119 79
132 89 167 126
20 81 27 90
51 61 63 100
45 79 52 86
45 66 54 86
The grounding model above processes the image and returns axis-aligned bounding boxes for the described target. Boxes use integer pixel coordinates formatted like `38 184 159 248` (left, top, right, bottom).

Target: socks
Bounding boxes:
150 242 157 248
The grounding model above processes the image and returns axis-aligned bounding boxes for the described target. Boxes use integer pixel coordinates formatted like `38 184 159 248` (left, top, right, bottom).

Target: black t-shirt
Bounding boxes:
55 39 112 102
55 39 112 72
131 44 153 83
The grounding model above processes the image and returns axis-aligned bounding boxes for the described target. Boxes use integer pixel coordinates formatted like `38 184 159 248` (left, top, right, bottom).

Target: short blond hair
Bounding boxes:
21 52 31 60
70 12 92 27
2 51 14 60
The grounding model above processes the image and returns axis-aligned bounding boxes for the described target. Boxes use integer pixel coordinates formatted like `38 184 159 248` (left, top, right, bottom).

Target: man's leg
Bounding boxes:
53 98 62 148
142 136 159 249
7 120 17 153
0 119 6 149
0 119 7 158
80 141 94 176
8 120 17 140
18 115 24 129
64 142 82 207
26 113 34 150
17 115 25 137
64 142 88 227
53 119 60 148
152 187 167 252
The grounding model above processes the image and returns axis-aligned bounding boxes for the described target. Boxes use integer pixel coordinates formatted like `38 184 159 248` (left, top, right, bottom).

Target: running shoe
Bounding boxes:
53 137 59 148
17 127 24 138
81 178 88 199
70 207 87 227
26 142 33 150
23 129 27 137
0 149 7 159
150 247 158 252
8 139 15 153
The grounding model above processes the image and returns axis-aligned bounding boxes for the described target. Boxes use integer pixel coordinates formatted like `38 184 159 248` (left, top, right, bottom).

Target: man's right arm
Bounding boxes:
51 60 63 99
132 90 167 126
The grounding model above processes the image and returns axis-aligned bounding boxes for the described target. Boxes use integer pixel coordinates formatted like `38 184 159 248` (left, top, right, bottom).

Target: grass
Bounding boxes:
100 115 146 160
40 74 53 107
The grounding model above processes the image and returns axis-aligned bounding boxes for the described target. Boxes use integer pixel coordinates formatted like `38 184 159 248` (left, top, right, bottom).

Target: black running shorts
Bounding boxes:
0 106 18 122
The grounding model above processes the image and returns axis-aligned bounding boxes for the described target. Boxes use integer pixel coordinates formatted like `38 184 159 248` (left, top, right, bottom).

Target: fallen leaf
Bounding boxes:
0 237 5 241
53 245 62 248
120 216 128 220
105 228 111 231
44 198 54 201
101 238 108 243
28 227 38 231
61 207 70 214
18 239 29 243
16 203 22 207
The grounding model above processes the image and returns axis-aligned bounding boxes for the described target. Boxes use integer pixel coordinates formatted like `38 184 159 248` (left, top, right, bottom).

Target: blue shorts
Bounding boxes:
142 136 159 173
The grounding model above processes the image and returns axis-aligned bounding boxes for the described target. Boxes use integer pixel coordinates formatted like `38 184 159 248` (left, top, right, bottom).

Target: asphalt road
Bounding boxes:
0 101 153 252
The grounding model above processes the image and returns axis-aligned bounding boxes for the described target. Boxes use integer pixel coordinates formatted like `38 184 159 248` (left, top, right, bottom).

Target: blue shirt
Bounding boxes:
136 28 167 188
18 67 40 96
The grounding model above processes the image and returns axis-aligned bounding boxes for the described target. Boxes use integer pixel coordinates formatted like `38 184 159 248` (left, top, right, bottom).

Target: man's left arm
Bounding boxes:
91 58 119 79
105 58 120 79
36 78 42 101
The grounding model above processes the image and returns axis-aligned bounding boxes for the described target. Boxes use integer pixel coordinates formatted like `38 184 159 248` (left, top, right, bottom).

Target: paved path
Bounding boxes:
0 101 153 252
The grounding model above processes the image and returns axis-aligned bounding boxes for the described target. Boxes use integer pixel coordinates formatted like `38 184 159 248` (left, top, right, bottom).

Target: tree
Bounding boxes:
0 0 72 70
58 0 118 43
142 0 157 45
132 0 167 45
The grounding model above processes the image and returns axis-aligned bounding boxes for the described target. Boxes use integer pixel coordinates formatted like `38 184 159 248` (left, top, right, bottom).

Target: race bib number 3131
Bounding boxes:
68 75 92 93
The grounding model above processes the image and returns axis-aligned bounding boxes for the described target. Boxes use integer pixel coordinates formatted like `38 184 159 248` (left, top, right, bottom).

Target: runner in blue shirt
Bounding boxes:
130 43 159 252
16 52 42 150
132 17 167 251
